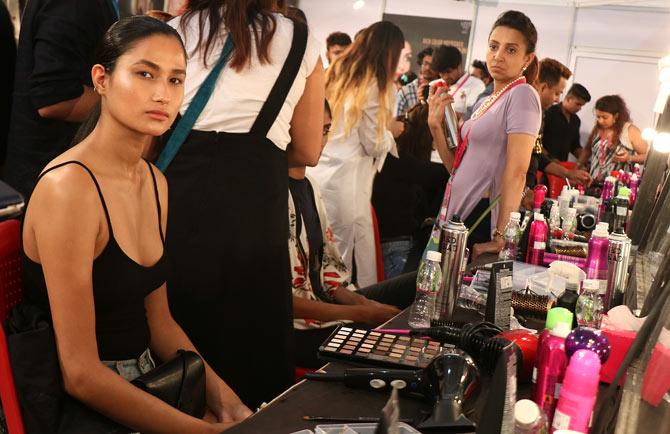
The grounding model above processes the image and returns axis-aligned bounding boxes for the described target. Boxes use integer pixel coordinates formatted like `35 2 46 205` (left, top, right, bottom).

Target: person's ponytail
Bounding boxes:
523 56 539 85
71 101 101 146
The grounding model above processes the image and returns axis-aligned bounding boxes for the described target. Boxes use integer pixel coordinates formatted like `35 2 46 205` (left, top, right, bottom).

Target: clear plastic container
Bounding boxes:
500 212 522 261
408 251 442 328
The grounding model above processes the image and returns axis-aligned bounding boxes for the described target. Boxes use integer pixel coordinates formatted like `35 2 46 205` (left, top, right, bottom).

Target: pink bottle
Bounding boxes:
533 322 570 425
534 184 547 212
526 213 548 264
585 223 609 293
528 241 545 266
598 176 616 223
532 308 574 395
551 349 601 433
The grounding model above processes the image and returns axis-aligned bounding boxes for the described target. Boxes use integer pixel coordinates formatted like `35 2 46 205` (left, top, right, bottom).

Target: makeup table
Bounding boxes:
223 307 485 434
223 254 504 433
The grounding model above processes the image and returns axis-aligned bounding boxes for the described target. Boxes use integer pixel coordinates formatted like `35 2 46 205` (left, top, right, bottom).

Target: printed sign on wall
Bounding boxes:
382 13 472 74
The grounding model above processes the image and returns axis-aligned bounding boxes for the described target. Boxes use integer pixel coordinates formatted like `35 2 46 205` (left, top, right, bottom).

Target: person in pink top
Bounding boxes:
427 10 542 259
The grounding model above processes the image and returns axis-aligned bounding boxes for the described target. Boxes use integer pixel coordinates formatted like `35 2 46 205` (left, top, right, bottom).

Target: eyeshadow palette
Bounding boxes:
318 326 445 369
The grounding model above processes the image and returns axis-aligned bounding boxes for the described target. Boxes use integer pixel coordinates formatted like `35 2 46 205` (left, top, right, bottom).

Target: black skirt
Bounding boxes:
165 130 294 409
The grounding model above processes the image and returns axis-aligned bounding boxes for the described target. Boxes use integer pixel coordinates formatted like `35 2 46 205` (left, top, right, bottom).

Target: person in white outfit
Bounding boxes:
307 21 404 287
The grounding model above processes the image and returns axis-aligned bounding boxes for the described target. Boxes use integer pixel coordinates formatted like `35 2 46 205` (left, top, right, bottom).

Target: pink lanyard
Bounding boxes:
436 76 526 224
449 74 470 97
598 130 610 178
452 77 526 172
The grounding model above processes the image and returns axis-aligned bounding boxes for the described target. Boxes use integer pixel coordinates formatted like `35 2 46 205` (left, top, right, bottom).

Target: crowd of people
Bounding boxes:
0 0 650 432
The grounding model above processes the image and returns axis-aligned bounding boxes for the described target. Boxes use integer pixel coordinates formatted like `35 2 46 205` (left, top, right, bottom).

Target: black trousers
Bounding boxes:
294 271 417 368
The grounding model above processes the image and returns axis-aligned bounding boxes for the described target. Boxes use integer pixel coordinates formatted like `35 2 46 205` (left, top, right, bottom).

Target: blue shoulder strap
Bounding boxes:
156 37 234 172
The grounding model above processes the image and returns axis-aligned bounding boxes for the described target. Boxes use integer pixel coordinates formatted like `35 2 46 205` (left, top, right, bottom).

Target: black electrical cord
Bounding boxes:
411 322 510 374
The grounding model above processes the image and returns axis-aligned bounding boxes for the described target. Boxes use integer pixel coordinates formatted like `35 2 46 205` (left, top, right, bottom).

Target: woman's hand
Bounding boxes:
390 120 405 138
613 149 630 163
427 86 454 131
352 303 400 325
472 236 505 261
208 386 253 424
567 169 592 186
206 421 240 433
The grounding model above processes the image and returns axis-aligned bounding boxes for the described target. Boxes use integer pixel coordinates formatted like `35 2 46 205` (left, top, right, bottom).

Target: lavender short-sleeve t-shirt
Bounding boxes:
446 83 541 231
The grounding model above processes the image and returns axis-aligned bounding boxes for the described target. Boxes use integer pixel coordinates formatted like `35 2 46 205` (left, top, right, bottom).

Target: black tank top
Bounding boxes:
22 160 168 360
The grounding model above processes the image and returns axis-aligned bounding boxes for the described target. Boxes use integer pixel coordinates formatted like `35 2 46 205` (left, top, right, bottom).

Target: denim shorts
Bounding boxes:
101 349 156 433
102 348 156 382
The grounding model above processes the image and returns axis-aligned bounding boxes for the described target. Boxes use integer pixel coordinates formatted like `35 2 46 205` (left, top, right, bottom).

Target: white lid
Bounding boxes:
582 279 600 291
631 174 639 181
550 322 571 338
605 176 616 183
514 399 541 426
426 251 442 262
534 213 545 221
561 185 569 193
510 211 521 221
534 241 546 250
593 222 609 237
567 208 577 216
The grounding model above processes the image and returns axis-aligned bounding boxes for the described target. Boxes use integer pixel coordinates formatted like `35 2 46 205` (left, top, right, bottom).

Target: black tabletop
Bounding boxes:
224 306 496 434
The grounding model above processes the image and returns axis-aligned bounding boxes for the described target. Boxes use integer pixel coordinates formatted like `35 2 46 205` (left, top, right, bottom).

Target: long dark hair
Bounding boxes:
180 0 280 70
490 10 539 84
73 16 186 145
396 104 433 161
587 95 631 148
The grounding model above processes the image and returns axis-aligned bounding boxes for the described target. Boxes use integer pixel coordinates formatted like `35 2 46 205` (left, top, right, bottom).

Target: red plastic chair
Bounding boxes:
0 219 25 434
546 161 577 199
371 206 384 283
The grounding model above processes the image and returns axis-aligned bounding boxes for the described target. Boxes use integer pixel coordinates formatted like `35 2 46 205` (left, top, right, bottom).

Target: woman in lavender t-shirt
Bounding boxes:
428 10 542 258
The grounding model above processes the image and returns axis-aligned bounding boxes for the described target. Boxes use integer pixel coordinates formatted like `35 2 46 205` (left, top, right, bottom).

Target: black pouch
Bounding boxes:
6 303 206 433
131 349 206 419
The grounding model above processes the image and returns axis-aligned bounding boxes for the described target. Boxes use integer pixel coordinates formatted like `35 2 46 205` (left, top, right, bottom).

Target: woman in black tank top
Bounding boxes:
20 17 250 434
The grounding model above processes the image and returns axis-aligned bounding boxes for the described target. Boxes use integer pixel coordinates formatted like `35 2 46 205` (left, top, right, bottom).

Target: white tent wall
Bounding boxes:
469 1 575 70
299 0 669 140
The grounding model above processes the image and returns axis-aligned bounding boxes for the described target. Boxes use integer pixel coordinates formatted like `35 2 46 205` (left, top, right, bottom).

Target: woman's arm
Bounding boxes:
497 133 535 231
28 169 226 434
577 138 593 169
472 133 534 259
146 287 252 422
614 125 649 164
288 59 325 168
358 85 397 159
292 295 398 325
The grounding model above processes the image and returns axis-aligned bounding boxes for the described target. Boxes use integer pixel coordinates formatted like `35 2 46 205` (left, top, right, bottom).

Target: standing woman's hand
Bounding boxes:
427 86 453 131
428 85 456 171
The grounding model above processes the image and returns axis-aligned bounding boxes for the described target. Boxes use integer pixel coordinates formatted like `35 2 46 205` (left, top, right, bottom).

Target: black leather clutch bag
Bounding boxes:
131 349 207 419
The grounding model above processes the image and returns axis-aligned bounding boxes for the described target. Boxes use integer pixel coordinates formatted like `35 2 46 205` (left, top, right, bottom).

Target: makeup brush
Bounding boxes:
302 416 413 423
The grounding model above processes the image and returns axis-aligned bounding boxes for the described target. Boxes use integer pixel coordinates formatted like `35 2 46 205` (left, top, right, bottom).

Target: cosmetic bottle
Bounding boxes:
534 322 570 425
551 350 601 433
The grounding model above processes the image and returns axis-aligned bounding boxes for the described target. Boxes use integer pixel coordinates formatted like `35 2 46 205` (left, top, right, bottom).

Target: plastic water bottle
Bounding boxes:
499 212 522 261
576 279 604 328
408 251 443 328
